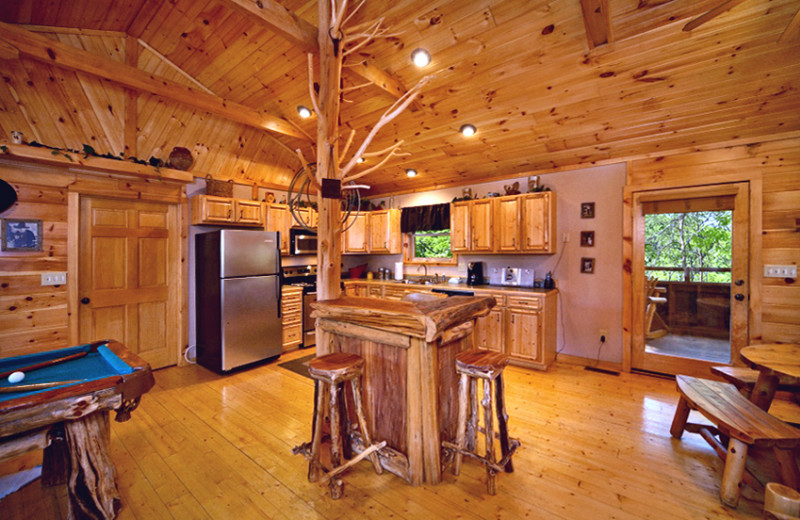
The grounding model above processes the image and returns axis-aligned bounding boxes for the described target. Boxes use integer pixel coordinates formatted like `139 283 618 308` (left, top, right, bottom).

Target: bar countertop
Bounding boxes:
311 295 495 342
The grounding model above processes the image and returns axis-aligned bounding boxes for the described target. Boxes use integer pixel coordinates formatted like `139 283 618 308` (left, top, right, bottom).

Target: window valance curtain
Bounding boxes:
400 203 450 233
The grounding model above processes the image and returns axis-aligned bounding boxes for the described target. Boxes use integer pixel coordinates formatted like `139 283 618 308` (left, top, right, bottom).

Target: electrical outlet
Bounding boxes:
764 265 797 278
563 232 570 243
599 329 608 342
41 272 67 286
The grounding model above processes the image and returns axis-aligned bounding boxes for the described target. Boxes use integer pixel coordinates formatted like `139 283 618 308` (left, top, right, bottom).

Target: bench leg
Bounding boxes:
720 438 748 507
774 447 800 491
670 396 692 439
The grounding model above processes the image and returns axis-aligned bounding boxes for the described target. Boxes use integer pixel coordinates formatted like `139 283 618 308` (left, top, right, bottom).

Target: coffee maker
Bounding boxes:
467 262 484 286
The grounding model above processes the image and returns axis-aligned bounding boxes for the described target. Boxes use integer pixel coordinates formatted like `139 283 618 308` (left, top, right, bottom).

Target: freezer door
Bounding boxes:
219 230 280 277
220 274 282 370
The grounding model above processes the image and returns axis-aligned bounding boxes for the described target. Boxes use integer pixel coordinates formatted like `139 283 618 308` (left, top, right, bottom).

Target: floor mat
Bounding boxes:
277 354 314 379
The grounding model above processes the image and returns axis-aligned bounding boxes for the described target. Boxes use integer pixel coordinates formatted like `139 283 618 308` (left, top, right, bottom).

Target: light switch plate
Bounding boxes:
41 272 67 286
763 265 797 278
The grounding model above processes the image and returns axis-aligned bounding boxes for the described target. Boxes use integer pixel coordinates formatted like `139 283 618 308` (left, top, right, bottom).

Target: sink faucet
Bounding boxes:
417 264 428 277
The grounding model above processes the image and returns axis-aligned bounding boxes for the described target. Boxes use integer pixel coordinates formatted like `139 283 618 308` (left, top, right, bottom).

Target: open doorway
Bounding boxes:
631 183 749 377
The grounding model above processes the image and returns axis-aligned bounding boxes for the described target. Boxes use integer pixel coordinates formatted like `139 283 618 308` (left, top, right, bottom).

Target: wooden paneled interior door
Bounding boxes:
78 197 179 369
631 183 750 377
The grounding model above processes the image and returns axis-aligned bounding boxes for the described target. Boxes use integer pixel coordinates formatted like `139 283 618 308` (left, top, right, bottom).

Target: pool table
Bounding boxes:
0 339 154 519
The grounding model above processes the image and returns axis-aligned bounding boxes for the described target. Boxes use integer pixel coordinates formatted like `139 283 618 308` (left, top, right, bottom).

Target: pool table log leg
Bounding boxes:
65 411 121 520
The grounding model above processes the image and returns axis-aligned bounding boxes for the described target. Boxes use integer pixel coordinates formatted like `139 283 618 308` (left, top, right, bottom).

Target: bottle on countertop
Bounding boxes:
544 271 555 289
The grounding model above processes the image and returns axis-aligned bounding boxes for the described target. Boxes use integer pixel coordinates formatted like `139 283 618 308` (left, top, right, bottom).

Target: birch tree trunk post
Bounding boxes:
316 0 345 317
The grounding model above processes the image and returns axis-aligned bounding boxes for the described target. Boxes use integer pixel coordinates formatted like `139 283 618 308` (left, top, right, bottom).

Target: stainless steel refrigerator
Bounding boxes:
195 229 282 372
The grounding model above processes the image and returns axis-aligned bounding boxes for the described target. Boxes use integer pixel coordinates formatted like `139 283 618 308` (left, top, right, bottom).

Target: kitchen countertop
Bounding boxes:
343 278 557 295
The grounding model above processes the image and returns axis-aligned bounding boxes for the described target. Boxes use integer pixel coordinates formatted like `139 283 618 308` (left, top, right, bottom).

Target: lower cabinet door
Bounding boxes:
474 308 504 352
507 309 540 362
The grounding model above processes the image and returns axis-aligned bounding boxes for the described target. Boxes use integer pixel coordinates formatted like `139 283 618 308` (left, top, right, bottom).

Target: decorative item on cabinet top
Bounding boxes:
205 175 234 197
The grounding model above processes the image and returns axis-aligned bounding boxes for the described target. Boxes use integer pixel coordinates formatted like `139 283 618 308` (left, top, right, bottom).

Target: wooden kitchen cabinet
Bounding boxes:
343 281 368 296
369 209 402 253
281 285 303 352
344 212 368 253
265 203 290 254
450 199 494 253
474 306 504 352
191 195 264 227
505 292 557 369
343 209 401 254
496 196 521 252
451 192 556 254
520 192 556 253
450 202 470 252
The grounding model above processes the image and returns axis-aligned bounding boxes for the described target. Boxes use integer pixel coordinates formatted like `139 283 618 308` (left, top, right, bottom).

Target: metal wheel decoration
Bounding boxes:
286 164 368 233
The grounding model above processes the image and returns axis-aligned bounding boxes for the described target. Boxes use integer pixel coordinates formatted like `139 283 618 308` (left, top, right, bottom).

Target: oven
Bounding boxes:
282 265 317 348
290 227 317 256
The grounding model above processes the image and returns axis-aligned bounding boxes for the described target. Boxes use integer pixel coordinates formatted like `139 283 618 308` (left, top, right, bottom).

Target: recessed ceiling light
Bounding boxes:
406 168 418 178
297 105 312 118
459 124 477 137
411 48 431 67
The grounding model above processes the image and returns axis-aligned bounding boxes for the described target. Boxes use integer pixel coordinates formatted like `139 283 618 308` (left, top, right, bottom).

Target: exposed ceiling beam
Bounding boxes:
0 39 19 60
0 21 310 141
682 0 749 32
226 0 414 105
579 0 612 49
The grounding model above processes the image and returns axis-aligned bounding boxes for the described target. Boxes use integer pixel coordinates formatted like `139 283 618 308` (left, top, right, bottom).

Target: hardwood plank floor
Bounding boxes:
2 348 775 519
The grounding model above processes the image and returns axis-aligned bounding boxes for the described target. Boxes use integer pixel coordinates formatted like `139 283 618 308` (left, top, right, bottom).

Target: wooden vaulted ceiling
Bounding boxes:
0 0 798 196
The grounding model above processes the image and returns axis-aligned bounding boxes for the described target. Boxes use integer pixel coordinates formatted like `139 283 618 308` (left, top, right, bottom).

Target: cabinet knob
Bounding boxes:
80 297 90 304
734 293 745 301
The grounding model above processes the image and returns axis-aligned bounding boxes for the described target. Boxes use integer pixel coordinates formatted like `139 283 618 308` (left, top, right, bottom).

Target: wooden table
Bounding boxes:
312 295 495 485
740 343 800 411
0 340 154 519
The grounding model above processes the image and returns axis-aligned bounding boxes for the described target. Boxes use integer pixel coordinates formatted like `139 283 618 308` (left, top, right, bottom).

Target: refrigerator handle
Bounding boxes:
276 243 282 319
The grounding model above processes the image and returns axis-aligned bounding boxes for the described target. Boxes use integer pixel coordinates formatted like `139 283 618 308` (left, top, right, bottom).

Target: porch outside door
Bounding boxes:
631 183 750 377
78 196 180 369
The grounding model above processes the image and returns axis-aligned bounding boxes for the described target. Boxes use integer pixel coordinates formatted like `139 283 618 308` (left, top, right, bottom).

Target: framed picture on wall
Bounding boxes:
581 202 595 219
580 231 594 247
581 257 595 274
1 218 43 252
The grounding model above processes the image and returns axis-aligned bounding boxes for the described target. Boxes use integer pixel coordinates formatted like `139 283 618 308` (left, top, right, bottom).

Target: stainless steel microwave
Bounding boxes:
290 227 317 255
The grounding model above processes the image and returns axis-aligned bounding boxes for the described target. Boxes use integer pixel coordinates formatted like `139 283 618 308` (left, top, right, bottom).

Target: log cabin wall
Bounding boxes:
626 136 800 347
0 158 188 361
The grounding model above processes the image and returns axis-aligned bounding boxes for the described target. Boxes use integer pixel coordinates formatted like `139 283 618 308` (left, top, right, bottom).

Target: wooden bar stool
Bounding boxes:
304 352 384 499
445 349 520 495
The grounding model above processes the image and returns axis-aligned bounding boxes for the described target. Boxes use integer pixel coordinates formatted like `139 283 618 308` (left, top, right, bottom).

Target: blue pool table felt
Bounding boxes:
0 343 133 402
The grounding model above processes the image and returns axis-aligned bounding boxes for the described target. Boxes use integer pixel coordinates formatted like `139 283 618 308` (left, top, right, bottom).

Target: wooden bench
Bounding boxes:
671 375 800 507
711 366 800 425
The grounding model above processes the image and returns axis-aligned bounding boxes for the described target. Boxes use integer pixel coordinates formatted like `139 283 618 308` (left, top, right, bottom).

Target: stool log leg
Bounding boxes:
670 397 691 439
483 377 496 495
466 377 478 453
350 375 383 475
495 374 513 473
308 381 327 483
453 373 470 476
328 380 344 499
720 438 748 507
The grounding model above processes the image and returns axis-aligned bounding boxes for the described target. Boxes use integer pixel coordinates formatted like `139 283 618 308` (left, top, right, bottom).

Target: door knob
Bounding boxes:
734 294 745 301
80 297 90 304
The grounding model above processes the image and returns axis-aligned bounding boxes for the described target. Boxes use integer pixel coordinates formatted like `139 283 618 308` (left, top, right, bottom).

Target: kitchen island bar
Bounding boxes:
312 295 495 485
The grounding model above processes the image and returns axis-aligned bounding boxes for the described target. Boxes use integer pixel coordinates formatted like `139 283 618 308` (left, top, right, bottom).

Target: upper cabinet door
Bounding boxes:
521 193 555 253
470 199 494 252
265 203 290 254
344 212 368 253
235 200 264 225
496 197 520 252
450 202 470 252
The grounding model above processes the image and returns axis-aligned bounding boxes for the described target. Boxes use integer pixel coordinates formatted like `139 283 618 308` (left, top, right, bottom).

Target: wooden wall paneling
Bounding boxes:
627 137 800 348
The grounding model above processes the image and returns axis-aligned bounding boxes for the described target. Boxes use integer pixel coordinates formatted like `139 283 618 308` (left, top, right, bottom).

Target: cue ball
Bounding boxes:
8 371 25 384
